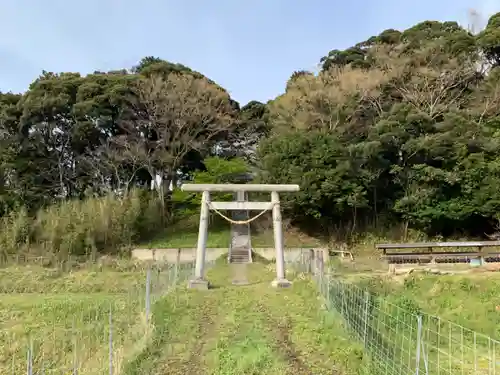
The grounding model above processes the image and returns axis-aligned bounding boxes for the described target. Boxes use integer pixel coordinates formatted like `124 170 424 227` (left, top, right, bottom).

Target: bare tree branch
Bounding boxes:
116 73 237 201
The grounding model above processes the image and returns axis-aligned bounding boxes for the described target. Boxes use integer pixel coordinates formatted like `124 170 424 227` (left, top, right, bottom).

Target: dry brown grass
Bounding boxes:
0 190 163 261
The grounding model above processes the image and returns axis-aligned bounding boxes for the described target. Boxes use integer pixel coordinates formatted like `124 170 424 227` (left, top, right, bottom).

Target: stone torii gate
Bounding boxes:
180 183 300 289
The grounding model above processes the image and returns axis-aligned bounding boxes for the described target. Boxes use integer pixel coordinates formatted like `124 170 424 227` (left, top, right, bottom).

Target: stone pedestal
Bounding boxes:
271 279 292 288
188 278 210 290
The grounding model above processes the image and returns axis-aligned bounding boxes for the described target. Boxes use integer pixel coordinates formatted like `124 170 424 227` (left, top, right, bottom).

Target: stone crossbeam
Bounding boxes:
209 202 274 211
181 183 300 192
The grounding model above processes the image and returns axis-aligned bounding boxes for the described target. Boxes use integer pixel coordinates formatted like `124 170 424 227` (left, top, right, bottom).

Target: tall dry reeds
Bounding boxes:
0 189 164 262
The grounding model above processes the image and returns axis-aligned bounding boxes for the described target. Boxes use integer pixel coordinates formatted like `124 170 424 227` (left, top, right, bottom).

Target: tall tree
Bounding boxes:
115 73 237 206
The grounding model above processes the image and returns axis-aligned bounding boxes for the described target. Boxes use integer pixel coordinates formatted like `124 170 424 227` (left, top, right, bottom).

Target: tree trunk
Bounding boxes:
351 206 357 238
403 220 409 241
155 169 173 218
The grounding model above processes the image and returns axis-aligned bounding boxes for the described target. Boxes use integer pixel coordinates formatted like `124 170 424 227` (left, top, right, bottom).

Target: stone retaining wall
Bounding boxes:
131 247 328 263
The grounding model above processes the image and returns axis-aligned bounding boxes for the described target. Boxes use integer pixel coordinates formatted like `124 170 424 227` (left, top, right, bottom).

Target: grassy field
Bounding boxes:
144 216 323 248
124 260 367 375
359 271 500 338
0 257 368 375
324 261 500 374
4 212 498 375
326 254 500 338
0 262 170 374
329 244 500 338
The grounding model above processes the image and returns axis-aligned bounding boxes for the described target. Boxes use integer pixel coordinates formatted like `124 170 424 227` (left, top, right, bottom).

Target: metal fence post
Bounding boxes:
318 251 324 294
415 315 423 375
146 267 152 324
341 283 345 319
174 250 181 284
11 335 15 375
109 305 113 375
309 249 315 274
72 319 78 375
314 252 318 278
363 291 370 347
26 337 33 375
326 275 331 309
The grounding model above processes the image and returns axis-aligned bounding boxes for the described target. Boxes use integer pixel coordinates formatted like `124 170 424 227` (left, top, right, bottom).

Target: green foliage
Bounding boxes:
320 20 478 74
477 12 500 66
172 157 251 217
3 12 500 250
320 47 370 70
259 131 369 222
260 12 500 238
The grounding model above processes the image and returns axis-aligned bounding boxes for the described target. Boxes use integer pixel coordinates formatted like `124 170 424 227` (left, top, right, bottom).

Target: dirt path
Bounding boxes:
255 302 314 375
158 297 219 375
124 263 364 375
230 263 249 285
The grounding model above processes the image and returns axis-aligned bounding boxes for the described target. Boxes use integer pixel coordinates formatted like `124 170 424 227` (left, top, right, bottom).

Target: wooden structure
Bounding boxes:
180 183 300 289
377 241 500 264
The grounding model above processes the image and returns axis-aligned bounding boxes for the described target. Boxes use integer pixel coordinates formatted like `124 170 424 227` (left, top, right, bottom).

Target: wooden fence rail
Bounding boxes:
376 241 500 264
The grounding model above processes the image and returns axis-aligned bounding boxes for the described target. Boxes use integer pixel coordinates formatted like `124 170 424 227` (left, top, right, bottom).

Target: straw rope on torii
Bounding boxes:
207 201 275 225
180 183 300 289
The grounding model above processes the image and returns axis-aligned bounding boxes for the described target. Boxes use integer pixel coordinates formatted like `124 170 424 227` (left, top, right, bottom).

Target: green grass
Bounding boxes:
331 269 500 374
143 216 323 248
0 263 154 375
363 272 500 338
125 261 367 375
147 218 231 248
331 244 500 336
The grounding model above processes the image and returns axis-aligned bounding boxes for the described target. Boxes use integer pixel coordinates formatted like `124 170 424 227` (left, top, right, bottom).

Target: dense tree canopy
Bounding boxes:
0 58 257 213
2 12 500 241
263 13 500 237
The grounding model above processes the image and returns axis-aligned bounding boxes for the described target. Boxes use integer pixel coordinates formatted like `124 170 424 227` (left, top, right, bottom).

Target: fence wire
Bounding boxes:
0 260 201 374
292 251 500 375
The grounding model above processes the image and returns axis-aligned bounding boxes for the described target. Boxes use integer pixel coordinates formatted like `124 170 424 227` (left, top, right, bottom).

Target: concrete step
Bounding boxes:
230 252 250 257
231 251 249 257
230 259 250 264
229 247 250 264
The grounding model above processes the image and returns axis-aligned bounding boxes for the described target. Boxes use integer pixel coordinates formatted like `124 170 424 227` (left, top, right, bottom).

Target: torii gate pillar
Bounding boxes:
181 184 300 289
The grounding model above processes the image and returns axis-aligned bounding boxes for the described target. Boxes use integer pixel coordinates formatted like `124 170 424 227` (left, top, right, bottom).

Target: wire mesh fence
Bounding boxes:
0 260 199 374
292 250 500 375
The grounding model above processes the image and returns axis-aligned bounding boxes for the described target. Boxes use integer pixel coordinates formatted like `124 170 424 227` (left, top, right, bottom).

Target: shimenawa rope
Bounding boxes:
207 201 276 225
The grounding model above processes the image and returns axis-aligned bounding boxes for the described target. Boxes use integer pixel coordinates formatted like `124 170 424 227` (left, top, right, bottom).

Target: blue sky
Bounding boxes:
0 0 498 106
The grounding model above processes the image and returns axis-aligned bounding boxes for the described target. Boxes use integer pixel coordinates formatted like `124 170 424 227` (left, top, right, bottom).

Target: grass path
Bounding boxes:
125 262 366 375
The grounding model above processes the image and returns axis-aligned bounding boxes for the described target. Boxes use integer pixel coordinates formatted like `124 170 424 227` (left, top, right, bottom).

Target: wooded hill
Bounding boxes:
1 14 500 250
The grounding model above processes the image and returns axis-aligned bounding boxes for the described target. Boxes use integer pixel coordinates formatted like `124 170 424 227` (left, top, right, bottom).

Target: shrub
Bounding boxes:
0 208 31 261
0 189 164 261
172 156 250 220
